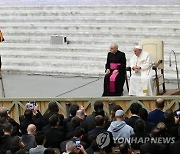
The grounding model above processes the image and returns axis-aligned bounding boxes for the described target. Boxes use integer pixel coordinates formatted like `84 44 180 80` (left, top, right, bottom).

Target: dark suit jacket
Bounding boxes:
125 116 139 128
45 127 65 148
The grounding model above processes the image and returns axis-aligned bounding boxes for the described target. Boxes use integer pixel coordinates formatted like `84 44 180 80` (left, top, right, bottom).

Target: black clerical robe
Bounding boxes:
102 50 126 96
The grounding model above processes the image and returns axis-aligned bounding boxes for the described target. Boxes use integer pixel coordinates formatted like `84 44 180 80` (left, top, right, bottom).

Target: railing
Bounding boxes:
0 96 180 123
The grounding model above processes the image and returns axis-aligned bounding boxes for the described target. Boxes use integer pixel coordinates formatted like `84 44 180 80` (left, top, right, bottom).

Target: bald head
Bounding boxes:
110 43 118 54
27 124 36 135
156 98 164 110
76 110 85 120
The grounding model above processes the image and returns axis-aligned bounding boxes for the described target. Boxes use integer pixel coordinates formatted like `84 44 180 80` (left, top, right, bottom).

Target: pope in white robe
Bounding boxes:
129 46 156 96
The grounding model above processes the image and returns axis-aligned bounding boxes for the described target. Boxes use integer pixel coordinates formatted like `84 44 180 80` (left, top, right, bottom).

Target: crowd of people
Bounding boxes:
0 99 180 154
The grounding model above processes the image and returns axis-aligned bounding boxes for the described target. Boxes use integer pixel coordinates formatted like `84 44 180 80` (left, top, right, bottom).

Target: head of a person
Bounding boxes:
130 103 142 115
69 104 79 117
35 131 46 145
155 98 165 110
115 109 125 121
139 108 148 121
0 107 8 118
156 122 167 135
24 109 33 120
10 136 24 153
48 101 59 113
110 43 118 54
119 143 131 154
27 124 36 135
76 110 85 120
133 45 142 57
44 148 55 154
150 127 160 137
65 141 77 153
71 116 81 128
134 119 146 133
111 104 123 121
73 127 85 139
94 101 103 112
49 114 60 127
3 123 13 135
164 108 174 119
95 115 104 127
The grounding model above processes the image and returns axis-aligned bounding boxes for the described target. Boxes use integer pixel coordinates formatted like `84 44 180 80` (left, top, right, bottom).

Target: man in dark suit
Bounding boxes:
45 114 65 149
102 42 126 96
148 98 165 125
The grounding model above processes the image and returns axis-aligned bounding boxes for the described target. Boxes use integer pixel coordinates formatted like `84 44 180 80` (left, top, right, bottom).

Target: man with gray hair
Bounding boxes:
129 45 156 96
102 42 126 96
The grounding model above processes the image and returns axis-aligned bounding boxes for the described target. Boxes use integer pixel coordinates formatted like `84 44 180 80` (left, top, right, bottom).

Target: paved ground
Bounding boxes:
0 0 180 5
0 72 178 98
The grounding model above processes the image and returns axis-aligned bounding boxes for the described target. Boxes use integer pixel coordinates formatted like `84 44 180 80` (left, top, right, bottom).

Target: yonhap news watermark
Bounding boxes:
96 132 175 148
114 137 175 144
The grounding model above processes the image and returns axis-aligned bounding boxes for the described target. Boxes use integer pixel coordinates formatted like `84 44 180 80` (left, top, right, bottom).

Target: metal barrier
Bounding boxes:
0 96 179 123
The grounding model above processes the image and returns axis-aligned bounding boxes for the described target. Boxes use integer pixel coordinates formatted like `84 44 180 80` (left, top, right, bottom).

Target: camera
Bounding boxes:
75 140 81 148
26 101 36 110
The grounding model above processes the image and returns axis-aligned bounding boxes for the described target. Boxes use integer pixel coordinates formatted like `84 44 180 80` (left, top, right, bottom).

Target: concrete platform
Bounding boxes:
0 72 179 98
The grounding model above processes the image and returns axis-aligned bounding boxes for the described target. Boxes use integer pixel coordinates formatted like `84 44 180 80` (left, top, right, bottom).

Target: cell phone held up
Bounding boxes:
75 140 81 148
26 101 36 110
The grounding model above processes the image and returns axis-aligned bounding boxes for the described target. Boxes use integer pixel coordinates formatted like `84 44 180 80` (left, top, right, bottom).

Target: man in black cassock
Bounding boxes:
102 43 126 96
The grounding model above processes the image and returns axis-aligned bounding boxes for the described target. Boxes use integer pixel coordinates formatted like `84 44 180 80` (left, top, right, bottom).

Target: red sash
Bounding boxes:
109 63 121 93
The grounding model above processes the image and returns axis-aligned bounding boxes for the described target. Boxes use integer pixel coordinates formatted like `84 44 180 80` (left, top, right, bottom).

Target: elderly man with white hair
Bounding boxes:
129 45 156 96
102 42 126 96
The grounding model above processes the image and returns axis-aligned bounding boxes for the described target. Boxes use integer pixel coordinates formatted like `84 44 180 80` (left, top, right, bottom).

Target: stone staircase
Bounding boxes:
0 5 180 81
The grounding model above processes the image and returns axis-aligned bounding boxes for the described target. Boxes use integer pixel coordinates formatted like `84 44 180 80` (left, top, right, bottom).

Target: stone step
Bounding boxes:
0 5 180 11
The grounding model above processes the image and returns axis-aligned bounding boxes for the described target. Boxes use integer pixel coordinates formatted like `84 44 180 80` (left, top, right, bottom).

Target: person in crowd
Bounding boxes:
60 127 87 153
108 109 134 141
102 42 126 96
0 123 13 154
129 45 156 96
139 108 155 133
131 119 150 150
21 124 37 151
19 103 44 134
140 127 167 154
156 122 169 138
7 136 25 154
63 104 79 127
85 101 109 132
163 109 176 134
119 143 134 154
125 103 142 128
45 114 65 149
0 107 21 136
148 98 165 125
66 116 82 140
110 104 123 122
42 101 60 125
63 141 87 154
29 131 47 154
42 113 64 132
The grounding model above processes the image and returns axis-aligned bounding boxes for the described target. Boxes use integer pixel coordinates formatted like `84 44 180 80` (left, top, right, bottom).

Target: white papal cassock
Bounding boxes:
129 51 156 96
